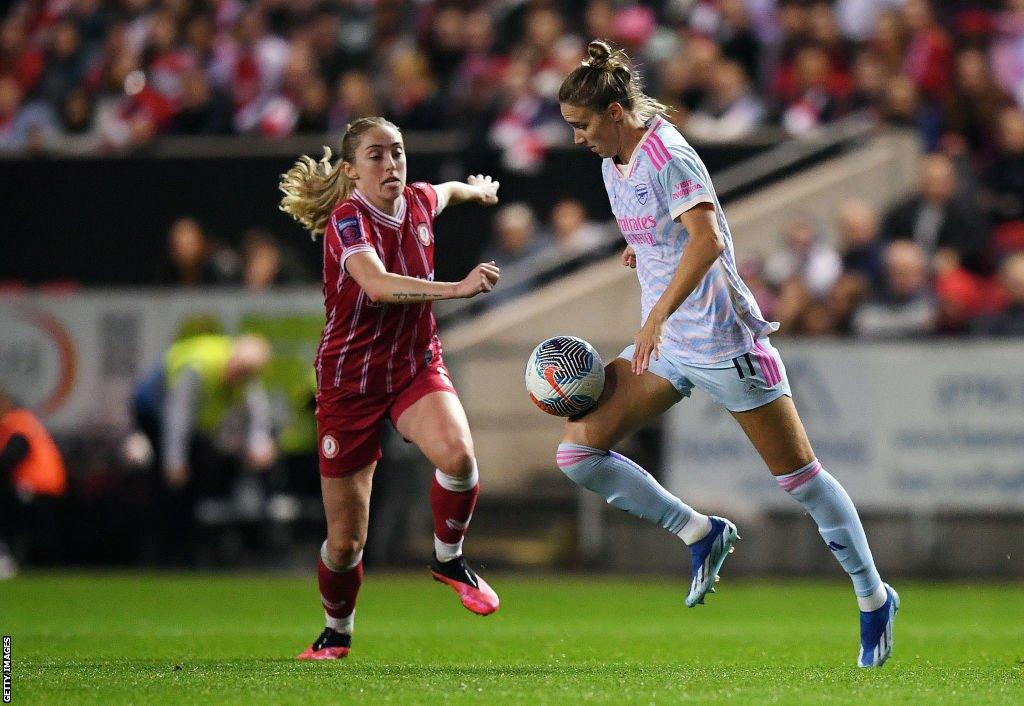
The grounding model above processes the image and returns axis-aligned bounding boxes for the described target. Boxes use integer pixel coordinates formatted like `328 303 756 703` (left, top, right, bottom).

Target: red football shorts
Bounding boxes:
316 356 458 477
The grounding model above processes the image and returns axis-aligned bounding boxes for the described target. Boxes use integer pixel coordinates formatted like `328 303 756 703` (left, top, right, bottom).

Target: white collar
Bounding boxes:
353 188 406 227
613 116 665 179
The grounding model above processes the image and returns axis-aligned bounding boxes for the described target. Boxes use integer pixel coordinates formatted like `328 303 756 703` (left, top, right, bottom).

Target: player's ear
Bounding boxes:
607 102 624 122
342 160 358 181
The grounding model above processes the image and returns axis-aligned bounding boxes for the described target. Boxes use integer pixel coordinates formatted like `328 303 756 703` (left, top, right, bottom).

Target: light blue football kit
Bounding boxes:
601 116 789 411
555 116 892 665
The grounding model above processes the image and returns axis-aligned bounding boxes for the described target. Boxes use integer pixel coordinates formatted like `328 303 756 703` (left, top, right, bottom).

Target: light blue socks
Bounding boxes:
556 443 709 543
778 459 885 608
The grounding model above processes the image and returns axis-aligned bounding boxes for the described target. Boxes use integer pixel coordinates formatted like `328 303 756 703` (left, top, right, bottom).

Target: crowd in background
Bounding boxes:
1 0 1022 153
4 0 1024 336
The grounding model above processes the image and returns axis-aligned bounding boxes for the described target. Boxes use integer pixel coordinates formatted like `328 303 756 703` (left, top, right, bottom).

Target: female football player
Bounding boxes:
554 41 898 668
280 117 502 660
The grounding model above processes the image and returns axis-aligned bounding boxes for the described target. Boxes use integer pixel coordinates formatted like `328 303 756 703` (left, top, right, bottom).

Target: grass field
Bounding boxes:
3 572 1023 704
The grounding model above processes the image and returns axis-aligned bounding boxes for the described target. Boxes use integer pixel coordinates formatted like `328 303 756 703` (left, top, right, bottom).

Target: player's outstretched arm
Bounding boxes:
346 251 500 303
433 175 500 215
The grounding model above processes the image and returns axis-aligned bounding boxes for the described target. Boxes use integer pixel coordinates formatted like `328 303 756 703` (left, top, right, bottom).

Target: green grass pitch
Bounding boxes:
3 573 1022 704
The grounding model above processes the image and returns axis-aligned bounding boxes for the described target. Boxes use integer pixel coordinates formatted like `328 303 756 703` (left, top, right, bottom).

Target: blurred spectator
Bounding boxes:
328 70 380 132
0 73 60 151
0 387 68 579
685 58 765 141
780 45 845 136
765 214 843 299
944 47 1011 159
837 0 909 43
837 198 885 287
241 228 311 290
878 73 942 148
881 153 989 273
828 199 885 334
128 334 275 563
38 20 86 108
482 203 548 269
901 0 952 102
971 253 1024 335
385 47 444 131
983 108 1024 254
157 217 238 286
738 254 778 322
991 0 1024 107
852 240 937 338
848 49 888 113
550 199 609 259
766 213 842 332
168 68 231 135
489 55 565 173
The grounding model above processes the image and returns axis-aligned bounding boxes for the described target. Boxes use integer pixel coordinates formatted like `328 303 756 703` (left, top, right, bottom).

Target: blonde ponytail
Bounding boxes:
278 117 400 239
278 147 347 239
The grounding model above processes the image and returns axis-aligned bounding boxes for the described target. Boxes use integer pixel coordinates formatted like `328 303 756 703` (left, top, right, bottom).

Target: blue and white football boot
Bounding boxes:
858 583 900 668
685 516 739 608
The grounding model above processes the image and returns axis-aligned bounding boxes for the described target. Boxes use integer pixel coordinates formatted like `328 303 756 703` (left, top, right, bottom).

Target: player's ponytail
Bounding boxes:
278 117 400 239
558 39 668 123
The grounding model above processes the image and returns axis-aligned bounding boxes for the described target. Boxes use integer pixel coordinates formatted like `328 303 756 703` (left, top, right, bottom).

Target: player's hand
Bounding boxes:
246 435 277 471
165 464 190 489
467 174 500 206
455 261 500 298
621 245 636 268
632 315 665 375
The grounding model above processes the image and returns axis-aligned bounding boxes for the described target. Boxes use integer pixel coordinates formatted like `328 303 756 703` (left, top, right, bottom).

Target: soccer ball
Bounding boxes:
525 336 605 417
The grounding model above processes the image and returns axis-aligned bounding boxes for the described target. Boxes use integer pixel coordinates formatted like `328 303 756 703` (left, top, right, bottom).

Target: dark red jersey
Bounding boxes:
315 182 441 396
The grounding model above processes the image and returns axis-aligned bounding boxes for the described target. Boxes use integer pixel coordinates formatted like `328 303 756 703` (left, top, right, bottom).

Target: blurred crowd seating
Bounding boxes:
3 0 1024 336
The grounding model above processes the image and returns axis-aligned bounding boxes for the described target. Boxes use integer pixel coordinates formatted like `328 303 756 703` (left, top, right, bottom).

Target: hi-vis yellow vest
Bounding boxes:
164 335 243 435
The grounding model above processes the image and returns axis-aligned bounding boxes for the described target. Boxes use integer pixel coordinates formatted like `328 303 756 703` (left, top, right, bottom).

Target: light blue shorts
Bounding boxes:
618 338 792 412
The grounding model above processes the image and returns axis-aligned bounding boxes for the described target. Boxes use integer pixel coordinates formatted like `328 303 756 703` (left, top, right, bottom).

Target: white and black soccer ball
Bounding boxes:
525 336 605 417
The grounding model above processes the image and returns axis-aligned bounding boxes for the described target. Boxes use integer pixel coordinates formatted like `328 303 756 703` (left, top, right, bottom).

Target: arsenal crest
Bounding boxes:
417 223 431 246
635 184 649 205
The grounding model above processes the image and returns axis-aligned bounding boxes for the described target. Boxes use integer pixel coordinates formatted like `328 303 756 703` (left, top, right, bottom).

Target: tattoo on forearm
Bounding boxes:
393 292 443 301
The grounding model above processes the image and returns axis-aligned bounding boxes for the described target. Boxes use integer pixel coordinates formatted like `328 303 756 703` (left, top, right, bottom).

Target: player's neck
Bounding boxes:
615 119 650 165
355 187 402 217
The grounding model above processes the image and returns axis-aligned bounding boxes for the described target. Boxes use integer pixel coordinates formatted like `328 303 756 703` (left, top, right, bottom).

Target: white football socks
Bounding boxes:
677 513 712 545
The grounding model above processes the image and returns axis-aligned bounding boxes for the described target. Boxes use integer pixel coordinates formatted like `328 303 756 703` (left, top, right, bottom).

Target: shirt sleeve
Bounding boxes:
330 209 376 271
161 367 201 473
655 155 715 221
410 182 440 217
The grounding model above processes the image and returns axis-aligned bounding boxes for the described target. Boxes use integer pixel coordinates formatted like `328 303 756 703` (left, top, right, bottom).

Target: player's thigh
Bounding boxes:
563 357 681 450
393 390 474 476
320 462 375 560
730 395 816 476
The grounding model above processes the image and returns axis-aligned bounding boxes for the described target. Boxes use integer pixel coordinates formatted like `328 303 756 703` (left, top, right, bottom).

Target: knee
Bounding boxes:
324 530 366 568
555 442 602 484
434 437 475 478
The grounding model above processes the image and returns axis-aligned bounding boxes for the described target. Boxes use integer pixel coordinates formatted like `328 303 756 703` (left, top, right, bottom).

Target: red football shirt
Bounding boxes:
315 182 441 396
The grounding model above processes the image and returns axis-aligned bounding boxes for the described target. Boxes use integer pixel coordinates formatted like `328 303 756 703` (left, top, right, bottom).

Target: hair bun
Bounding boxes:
587 40 612 69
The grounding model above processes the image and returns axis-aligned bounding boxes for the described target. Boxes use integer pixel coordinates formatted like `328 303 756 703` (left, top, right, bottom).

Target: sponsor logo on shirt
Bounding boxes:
672 179 702 200
617 215 657 246
336 216 362 247
634 183 649 205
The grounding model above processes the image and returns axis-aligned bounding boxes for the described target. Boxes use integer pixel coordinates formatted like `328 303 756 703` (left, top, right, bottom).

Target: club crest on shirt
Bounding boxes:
321 434 339 459
634 183 649 205
417 223 431 246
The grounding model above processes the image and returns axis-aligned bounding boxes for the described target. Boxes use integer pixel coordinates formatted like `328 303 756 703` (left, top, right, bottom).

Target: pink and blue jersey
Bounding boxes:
602 116 778 365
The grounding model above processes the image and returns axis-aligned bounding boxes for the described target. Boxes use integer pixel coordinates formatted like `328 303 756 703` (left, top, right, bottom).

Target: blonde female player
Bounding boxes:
553 41 898 668
280 117 501 660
